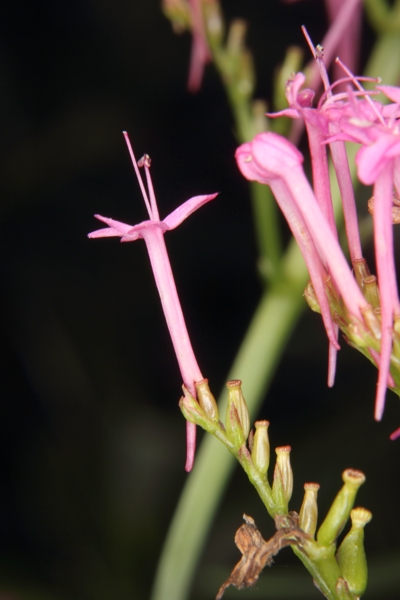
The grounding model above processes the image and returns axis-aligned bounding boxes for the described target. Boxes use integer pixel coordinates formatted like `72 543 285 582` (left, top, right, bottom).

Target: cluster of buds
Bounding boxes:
180 378 293 513
301 470 371 599
236 37 400 437
181 379 371 597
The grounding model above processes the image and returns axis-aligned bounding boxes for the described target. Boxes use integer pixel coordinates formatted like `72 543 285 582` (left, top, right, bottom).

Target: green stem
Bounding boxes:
250 182 283 281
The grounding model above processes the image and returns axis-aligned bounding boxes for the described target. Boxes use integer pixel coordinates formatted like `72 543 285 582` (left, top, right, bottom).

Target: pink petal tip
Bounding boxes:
389 427 400 441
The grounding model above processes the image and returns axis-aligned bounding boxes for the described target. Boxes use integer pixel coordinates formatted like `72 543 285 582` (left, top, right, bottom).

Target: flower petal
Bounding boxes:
88 214 135 237
163 193 218 230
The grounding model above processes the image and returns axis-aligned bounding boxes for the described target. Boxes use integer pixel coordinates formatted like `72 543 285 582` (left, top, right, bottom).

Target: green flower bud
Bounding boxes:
361 305 381 340
204 0 224 47
363 275 380 309
304 281 321 313
272 446 293 511
225 380 250 448
353 258 371 292
317 469 366 547
179 385 206 426
161 0 190 33
195 379 219 422
336 507 372 597
299 483 320 537
251 420 270 476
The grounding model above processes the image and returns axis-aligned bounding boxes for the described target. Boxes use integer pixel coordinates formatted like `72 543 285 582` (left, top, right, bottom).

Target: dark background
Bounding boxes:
0 1 399 598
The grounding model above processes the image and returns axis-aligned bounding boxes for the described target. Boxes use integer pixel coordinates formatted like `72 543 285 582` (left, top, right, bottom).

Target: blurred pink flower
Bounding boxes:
89 131 217 470
187 0 211 91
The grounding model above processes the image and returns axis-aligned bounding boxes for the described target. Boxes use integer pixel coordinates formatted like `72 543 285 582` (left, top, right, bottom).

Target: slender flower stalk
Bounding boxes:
88 131 217 471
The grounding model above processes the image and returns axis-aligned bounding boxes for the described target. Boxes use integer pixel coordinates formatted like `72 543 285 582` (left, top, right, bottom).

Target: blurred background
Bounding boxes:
0 0 399 598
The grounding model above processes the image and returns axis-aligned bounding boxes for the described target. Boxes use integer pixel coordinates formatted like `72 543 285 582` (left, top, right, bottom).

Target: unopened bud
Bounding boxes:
251 420 270 476
336 507 372 597
161 0 190 33
272 446 293 511
353 258 371 292
195 379 219 422
304 281 321 313
323 277 345 322
225 380 250 448
363 275 380 308
361 305 381 340
317 469 366 547
204 0 224 47
299 483 320 537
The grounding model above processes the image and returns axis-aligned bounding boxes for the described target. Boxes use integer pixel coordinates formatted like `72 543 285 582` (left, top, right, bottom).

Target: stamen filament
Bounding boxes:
123 131 153 219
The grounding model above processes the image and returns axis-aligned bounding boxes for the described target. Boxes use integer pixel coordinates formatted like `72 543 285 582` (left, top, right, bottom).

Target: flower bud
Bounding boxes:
299 483 320 537
353 258 371 293
361 305 381 340
336 507 372 597
195 379 219 422
225 380 250 448
251 420 270 476
204 1 224 47
363 275 380 309
179 385 206 426
317 469 366 547
161 0 190 33
304 281 321 314
272 446 293 511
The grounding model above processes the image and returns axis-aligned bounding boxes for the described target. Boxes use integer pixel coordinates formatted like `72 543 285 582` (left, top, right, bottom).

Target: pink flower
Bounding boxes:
271 70 364 264
236 132 370 382
89 131 218 471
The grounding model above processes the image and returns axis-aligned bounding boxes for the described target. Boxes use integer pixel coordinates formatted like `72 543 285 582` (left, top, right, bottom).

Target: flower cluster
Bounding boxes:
236 51 400 437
